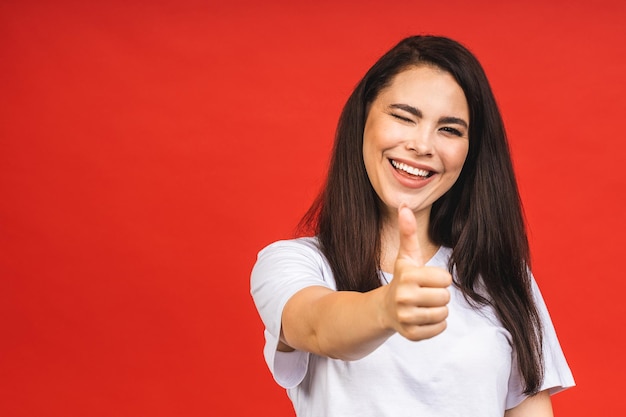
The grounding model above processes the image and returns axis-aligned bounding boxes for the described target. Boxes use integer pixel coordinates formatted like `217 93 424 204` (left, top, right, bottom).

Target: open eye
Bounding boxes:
440 126 463 137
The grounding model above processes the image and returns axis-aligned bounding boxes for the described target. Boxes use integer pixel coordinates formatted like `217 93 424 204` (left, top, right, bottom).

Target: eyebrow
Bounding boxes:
389 103 421 117
439 116 469 129
389 103 469 129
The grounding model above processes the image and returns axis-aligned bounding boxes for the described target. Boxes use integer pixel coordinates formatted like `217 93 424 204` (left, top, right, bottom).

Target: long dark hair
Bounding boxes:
299 35 544 394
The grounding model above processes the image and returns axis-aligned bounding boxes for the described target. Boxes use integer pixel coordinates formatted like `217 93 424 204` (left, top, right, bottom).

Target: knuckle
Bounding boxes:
425 306 447 323
436 270 453 286
395 293 413 306
396 309 412 324
428 268 452 286
403 326 424 341
440 289 451 304
418 308 431 324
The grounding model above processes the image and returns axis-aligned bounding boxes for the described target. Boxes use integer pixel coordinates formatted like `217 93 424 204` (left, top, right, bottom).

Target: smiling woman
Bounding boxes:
362 66 469 235
250 35 574 417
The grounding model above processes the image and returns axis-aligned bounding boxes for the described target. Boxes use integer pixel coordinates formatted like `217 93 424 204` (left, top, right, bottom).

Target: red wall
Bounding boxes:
2 0 625 415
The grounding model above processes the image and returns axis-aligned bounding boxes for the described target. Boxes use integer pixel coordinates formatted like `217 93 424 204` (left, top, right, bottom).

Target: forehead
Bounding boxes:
383 65 461 96
374 65 469 116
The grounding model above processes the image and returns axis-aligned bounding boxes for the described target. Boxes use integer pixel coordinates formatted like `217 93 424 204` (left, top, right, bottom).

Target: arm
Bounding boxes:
280 206 451 361
504 390 553 417
280 285 393 359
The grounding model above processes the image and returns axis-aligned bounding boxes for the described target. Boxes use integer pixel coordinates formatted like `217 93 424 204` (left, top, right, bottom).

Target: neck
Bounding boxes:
379 208 439 273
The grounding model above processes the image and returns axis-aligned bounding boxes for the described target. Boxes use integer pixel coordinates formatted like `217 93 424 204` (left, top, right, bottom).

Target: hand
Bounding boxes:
383 205 452 341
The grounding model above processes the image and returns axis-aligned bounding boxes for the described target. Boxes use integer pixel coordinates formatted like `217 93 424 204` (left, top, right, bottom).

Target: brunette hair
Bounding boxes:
299 35 544 394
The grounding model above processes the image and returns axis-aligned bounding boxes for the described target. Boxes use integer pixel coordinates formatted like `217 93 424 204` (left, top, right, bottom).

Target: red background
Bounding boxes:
1 0 625 415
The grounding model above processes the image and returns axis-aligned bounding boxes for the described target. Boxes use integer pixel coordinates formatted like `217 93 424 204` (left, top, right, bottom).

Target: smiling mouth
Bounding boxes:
390 159 434 178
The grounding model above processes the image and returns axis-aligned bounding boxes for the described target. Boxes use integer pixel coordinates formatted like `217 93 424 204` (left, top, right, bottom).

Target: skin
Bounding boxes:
362 65 470 273
280 65 553 414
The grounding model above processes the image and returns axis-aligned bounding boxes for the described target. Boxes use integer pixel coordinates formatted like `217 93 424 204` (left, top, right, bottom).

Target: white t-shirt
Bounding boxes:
250 237 575 417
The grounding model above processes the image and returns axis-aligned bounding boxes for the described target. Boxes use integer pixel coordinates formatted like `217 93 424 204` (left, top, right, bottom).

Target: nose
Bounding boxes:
405 127 434 156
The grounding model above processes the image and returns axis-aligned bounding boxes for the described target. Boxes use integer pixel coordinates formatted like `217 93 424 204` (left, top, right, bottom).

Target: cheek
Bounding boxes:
362 124 390 168
362 149 381 192
441 143 469 173
362 124 373 156
363 116 404 153
362 134 373 166
362 134 376 180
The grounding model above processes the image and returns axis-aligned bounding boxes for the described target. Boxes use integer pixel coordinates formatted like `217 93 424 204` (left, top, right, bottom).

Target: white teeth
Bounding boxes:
391 160 430 177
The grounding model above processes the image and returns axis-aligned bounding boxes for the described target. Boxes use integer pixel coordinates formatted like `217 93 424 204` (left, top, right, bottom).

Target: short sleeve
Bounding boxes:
250 238 335 389
505 276 575 409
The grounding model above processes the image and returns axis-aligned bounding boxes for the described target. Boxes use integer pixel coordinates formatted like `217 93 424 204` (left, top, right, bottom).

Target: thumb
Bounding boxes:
396 205 425 267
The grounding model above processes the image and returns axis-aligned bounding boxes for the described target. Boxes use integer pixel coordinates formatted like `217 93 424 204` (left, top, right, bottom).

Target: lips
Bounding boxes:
390 159 433 178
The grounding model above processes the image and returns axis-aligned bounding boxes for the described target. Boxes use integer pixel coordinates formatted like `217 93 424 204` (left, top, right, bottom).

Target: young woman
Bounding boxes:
251 35 574 416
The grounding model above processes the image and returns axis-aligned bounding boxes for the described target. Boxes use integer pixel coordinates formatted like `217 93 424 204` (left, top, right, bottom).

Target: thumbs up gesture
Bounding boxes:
383 205 452 341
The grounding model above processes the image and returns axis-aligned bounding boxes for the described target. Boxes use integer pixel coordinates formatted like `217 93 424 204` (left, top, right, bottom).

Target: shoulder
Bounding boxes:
255 237 326 266
251 236 337 298
258 236 321 255
252 236 331 281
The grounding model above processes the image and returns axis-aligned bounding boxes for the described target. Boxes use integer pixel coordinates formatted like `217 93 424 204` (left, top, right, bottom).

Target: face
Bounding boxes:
363 65 470 220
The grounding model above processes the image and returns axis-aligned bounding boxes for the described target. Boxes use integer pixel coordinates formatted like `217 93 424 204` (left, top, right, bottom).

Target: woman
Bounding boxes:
251 35 574 416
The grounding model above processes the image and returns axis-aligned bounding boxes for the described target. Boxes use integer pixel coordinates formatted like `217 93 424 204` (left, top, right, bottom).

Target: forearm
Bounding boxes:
281 285 395 361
